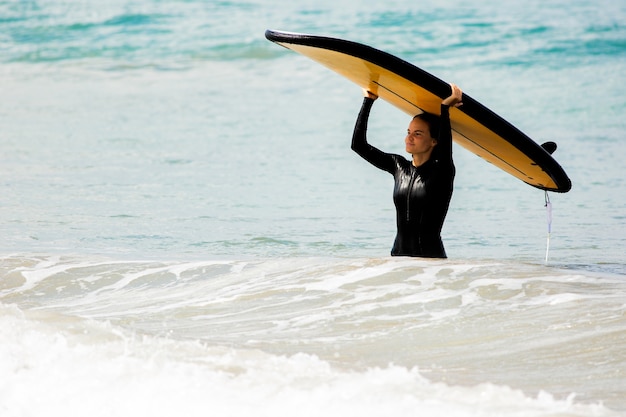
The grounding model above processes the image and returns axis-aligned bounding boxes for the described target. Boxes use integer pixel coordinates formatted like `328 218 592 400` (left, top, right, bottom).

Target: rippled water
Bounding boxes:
1 0 625 415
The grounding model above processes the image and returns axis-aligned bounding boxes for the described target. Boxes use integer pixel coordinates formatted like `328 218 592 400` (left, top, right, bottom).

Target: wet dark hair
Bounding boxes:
412 112 440 141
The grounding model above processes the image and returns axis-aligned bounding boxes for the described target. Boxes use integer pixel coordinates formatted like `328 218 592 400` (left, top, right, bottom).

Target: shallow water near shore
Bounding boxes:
1 0 625 415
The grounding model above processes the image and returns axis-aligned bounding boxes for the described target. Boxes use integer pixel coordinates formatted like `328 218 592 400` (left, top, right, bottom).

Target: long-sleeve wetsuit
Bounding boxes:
351 97 455 258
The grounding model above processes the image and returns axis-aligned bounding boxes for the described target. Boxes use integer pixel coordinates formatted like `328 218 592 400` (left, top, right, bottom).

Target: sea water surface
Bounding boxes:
1 0 625 416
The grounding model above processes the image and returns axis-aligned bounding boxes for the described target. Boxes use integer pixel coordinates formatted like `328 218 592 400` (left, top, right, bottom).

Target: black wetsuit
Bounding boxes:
351 97 455 258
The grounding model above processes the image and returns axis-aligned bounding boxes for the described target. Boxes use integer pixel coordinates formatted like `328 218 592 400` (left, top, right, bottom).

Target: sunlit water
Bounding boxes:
1 0 625 415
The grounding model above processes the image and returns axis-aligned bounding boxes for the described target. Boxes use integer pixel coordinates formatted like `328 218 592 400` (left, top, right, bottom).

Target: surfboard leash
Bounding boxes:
544 191 552 264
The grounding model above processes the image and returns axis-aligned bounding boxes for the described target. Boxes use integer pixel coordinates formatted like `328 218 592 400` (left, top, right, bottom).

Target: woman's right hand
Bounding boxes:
363 89 378 101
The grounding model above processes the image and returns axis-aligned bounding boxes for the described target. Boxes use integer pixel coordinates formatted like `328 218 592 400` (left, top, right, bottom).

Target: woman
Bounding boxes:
351 84 463 258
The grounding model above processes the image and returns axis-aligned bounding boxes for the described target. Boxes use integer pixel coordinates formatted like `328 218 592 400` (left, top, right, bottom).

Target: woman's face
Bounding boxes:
405 118 437 155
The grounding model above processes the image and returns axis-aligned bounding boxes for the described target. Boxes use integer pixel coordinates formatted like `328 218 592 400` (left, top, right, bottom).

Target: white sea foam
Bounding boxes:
1 1 625 414
0 303 615 417
1 254 625 414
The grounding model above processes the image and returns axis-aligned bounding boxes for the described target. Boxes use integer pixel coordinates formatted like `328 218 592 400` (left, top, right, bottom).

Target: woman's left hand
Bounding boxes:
442 83 463 107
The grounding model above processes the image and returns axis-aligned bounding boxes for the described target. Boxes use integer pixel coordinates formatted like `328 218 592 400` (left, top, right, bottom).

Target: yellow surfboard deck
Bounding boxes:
266 30 571 193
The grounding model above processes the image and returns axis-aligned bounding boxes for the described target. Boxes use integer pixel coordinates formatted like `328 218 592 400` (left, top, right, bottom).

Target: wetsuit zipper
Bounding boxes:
406 168 417 222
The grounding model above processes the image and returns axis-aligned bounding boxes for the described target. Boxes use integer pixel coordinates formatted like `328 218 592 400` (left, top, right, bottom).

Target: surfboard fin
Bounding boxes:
541 141 557 154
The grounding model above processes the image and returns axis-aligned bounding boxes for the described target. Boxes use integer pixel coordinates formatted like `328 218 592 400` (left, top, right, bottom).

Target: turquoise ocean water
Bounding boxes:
1 1 625 415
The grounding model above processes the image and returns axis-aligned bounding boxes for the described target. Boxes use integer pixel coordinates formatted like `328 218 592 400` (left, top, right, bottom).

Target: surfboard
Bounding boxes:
265 30 572 193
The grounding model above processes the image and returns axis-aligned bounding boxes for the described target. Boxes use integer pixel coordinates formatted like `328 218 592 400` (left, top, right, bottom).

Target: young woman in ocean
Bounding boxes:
351 84 463 258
